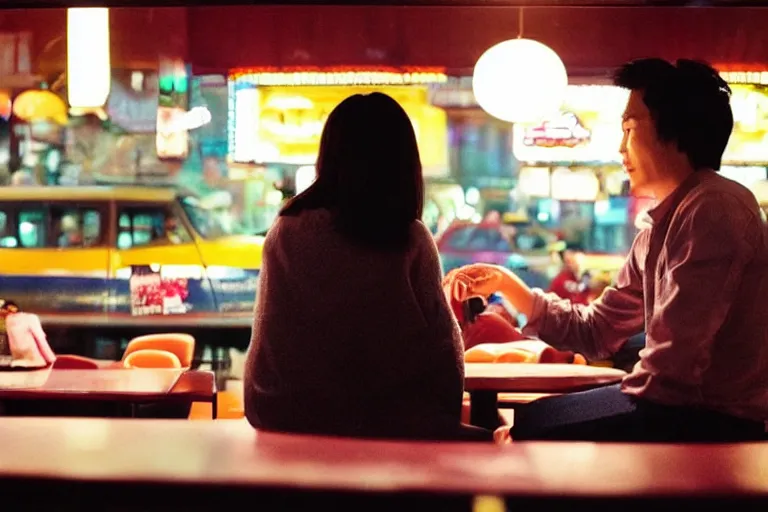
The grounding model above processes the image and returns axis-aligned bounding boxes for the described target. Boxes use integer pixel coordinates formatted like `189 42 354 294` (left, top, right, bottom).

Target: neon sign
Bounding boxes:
229 67 447 86
523 112 591 148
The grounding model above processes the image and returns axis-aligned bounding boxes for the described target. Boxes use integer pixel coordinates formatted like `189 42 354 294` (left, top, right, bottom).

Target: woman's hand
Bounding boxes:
444 264 534 318
443 264 508 302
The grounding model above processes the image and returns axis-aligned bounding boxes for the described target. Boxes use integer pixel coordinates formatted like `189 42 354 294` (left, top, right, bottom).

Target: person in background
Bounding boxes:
547 240 589 305
58 214 83 247
447 58 768 442
10 169 39 186
244 93 491 441
164 215 184 244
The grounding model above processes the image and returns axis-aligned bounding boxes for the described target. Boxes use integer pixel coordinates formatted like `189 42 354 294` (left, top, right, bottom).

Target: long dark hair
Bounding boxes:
280 92 424 251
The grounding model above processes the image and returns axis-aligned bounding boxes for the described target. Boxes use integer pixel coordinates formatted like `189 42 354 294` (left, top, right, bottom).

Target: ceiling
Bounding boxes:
6 0 768 8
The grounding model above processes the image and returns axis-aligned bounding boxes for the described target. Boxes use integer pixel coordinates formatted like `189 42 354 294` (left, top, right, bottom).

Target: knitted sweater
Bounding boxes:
244 208 464 439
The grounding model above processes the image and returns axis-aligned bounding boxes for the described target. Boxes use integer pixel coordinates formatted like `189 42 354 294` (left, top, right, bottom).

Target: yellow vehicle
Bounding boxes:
0 186 264 358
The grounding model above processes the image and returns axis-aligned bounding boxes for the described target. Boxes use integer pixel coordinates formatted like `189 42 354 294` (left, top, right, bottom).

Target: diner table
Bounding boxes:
464 363 628 429
0 368 217 418
0 417 765 510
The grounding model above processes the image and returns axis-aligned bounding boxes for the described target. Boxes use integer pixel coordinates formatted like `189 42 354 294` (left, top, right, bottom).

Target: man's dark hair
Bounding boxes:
614 58 733 171
280 92 424 251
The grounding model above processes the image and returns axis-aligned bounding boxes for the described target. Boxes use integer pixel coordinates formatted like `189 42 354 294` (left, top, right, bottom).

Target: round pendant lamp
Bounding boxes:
472 9 568 123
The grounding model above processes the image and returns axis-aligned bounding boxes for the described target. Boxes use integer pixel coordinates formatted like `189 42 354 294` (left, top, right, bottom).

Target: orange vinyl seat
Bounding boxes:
123 333 195 368
123 348 182 369
188 391 245 420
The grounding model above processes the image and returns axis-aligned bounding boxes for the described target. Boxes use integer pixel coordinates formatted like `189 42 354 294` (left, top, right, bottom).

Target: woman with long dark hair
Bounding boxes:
244 93 490 441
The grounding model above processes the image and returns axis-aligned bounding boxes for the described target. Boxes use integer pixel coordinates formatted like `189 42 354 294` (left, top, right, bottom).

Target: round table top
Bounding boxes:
464 363 627 393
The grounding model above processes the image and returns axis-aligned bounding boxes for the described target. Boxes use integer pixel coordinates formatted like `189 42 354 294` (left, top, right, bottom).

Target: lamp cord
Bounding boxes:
518 6 524 39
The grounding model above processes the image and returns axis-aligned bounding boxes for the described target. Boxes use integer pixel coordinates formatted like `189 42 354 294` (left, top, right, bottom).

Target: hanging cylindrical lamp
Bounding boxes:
67 8 111 119
472 8 567 123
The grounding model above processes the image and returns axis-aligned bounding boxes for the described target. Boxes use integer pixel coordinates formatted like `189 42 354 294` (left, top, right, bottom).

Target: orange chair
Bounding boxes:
188 391 244 420
52 354 101 370
123 333 195 368
123 349 182 369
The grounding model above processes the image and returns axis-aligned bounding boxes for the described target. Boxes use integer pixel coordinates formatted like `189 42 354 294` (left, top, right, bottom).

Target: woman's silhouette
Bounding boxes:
244 93 491 441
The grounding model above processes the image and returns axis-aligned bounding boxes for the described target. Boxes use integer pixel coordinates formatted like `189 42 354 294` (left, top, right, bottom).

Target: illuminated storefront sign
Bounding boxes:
722 84 768 164
522 112 591 148
720 166 767 188
720 71 768 86
229 82 449 177
512 85 629 164
510 81 768 165
229 68 447 87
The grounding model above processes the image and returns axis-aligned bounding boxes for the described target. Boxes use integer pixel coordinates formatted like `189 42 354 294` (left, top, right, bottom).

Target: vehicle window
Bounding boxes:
514 231 548 251
467 228 509 252
51 208 103 248
444 226 476 250
12 206 102 249
117 206 192 249
18 209 46 248
179 195 242 240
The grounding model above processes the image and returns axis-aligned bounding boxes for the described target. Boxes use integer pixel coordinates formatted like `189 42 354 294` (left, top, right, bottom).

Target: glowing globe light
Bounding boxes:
472 39 568 123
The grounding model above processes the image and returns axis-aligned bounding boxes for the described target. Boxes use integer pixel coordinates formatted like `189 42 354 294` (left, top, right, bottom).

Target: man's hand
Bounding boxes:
494 426 512 445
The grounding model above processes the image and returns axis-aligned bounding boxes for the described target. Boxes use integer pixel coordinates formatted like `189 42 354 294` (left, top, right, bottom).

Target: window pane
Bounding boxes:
445 226 475 250
18 210 46 248
117 207 191 248
82 210 102 246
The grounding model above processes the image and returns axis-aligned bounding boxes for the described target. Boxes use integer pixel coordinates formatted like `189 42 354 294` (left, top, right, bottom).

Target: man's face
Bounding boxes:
165 218 178 233
619 90 667 195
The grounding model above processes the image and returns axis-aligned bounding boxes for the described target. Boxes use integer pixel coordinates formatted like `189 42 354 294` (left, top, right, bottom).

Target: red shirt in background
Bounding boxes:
548 269 589 305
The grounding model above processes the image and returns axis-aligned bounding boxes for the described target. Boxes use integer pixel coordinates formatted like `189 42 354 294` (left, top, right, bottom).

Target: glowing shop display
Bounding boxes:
518 166 551 198
720 71 768 85
295 165 316 194
722 84 768 164
229 83 449 176
719 166 767 189
229 69 447 87
513 85 629 164
550 167 600 202
472 39 568 123
67 8 111 113
522 112 591 148
749 179 768 205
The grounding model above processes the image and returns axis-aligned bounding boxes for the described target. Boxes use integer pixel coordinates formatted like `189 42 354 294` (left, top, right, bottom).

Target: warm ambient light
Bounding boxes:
13 89 68 125
67 8 111 116
230 68 447 86
472 39 567 123
295 165 316 195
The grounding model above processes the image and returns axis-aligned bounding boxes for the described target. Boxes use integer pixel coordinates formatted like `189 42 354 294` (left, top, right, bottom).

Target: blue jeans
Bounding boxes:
513 384 765 442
